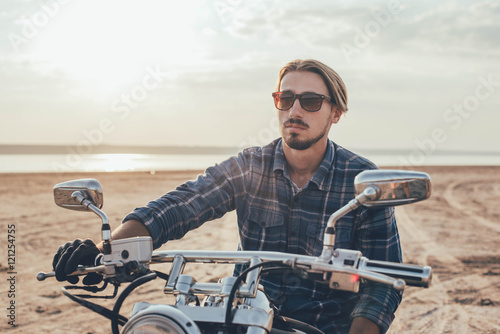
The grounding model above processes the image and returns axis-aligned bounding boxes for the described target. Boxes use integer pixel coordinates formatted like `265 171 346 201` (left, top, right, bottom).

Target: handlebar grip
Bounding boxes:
362 260 432 288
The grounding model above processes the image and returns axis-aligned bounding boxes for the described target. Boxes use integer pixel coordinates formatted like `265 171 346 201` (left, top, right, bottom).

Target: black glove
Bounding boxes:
52 238 103 285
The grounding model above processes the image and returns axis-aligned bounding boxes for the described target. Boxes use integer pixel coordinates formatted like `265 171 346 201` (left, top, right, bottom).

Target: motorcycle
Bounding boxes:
37 169 433 334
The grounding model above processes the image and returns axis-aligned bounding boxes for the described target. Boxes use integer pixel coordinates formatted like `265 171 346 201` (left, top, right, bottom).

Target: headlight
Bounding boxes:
121 305 200 334
122 314 187 334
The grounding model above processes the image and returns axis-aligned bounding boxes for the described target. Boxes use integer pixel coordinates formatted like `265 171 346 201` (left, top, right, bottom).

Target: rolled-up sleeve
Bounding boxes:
122 154 249 249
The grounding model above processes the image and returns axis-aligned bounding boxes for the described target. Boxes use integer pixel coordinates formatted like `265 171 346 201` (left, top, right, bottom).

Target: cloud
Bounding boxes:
0 0 498 150
396 1 500 57
210 0 500 67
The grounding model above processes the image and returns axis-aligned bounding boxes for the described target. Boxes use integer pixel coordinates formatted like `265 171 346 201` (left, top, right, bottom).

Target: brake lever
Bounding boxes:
36 264 105 281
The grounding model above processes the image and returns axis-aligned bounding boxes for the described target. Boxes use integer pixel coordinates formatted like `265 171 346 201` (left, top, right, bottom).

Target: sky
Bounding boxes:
1 0 499 157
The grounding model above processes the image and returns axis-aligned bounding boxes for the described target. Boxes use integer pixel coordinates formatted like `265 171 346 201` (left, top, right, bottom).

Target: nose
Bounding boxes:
288 97 305 118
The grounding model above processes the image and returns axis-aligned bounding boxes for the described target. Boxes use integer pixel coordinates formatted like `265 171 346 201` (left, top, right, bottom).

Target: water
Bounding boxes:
0 154 231 173
0 152 499 174
362 152 500 168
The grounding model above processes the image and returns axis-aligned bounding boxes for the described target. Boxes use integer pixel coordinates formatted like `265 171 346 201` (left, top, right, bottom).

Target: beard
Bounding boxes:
285 131 326 150
283 117 332 151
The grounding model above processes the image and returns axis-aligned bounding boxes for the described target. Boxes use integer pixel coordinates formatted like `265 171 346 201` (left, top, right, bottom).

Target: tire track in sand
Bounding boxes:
443 179 500 234
391 206 470 333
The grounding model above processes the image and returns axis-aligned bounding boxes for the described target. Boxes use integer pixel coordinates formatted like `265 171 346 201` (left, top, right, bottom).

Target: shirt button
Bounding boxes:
290 231 297 237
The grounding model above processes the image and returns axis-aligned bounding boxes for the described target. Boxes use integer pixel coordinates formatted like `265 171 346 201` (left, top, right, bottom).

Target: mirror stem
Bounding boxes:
318 186 380 263
72 191 111 255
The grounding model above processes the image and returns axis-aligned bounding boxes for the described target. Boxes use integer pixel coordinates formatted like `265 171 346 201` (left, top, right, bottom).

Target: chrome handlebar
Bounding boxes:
37 249 431 292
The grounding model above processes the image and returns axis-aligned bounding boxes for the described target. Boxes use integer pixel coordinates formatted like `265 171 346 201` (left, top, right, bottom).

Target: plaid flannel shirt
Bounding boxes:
124 138 403 333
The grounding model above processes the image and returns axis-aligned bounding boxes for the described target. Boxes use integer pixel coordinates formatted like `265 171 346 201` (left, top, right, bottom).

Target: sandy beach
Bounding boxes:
1 166 499 333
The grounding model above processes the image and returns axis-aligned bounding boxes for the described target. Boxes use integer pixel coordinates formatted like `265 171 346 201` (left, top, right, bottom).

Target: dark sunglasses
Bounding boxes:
272 91 333 112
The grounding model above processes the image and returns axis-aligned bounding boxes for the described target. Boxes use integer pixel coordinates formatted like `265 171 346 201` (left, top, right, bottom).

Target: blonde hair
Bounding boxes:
276 59 348 113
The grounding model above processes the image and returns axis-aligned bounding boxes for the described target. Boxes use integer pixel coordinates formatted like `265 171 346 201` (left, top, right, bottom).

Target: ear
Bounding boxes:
331 108 341 124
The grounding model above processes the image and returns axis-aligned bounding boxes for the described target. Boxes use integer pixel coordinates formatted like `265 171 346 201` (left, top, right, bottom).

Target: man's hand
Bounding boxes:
52 221 150 284
349 317 380 334
52 238 103 285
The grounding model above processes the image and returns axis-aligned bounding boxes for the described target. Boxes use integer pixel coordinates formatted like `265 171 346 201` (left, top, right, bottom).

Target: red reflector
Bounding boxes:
350 275 359 283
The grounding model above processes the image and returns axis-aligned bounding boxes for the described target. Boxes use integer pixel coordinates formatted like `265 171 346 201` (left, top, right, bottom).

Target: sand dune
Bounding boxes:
1 166 499 333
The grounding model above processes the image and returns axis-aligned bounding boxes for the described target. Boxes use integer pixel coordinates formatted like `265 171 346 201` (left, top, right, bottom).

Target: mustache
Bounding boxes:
284 118 309 128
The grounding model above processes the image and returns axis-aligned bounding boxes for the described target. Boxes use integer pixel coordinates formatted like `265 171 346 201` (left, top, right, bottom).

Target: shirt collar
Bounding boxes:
273 139 335 191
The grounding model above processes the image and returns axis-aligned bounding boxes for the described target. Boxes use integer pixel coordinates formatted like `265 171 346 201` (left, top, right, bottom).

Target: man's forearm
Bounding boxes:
349 317 380 334
97 219 151 251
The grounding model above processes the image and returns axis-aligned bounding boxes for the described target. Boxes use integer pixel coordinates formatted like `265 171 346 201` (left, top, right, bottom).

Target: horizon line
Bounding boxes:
0 144 499 156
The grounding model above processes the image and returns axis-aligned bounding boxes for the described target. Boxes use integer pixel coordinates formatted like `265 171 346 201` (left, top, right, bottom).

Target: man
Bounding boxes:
53 59 402 333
